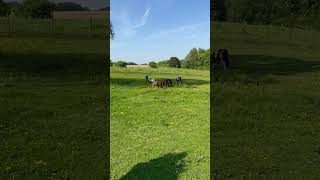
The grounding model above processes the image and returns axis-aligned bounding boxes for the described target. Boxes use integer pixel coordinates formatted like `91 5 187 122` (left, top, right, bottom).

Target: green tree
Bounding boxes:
149 61 158 68
157 60 169 67
182 48 199 69
214 0 320 27
114 61 127 67
198 48 210 68
168 57 181 68
55 2 88 11
18 0 55 18
0 0 9 16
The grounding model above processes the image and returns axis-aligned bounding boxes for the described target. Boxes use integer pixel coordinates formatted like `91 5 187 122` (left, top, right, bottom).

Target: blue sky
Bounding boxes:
111 0 210 64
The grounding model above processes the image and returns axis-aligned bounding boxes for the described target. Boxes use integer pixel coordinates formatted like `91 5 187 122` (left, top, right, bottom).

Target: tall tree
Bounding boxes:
0 0 9 16
19 0 55 18
168 57 181 68
183 48 199 69
198 49 210 68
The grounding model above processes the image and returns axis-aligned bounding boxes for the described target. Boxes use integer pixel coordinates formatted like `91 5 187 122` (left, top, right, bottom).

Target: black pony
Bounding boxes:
176 76 182 84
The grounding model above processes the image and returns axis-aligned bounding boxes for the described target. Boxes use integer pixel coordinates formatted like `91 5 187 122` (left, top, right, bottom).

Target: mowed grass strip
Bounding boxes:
110 68 210 179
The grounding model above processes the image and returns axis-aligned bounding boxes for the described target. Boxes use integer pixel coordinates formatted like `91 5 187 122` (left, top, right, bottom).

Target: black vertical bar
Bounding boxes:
106 0 111 179
210 0 214 179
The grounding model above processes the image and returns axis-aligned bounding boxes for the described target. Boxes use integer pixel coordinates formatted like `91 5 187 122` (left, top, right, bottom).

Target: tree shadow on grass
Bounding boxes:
111 78 209 88
0 53 107 78
230 54 320 76
120 152 188 180
212 54 320 85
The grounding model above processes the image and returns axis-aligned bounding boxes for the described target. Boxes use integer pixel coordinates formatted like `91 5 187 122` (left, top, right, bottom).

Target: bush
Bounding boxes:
149 61 157 68
168 57 181 68
127 62 137 65
55 2 88 11
157 60 169 67
114 61 127 67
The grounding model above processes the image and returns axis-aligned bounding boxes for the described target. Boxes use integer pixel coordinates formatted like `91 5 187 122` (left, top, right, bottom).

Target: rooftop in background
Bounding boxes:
126 64 150 68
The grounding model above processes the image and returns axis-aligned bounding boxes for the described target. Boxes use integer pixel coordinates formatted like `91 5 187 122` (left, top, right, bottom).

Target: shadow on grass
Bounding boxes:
212 54 320 85
111 78 209 88
230 54 320 76
0 53 107 78
120 152 187 180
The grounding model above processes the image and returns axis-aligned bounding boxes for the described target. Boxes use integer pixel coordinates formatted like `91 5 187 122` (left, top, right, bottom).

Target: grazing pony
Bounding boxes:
145 75 173 88
145 75 150 84
176 76 182 84
212 48 230 70
150 78 163 88
163 79 173 87
156 79 172 87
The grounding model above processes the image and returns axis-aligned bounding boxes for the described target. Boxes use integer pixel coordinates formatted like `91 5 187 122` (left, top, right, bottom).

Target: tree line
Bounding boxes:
0 0 108 18
213 0 320 28
112 47 210 70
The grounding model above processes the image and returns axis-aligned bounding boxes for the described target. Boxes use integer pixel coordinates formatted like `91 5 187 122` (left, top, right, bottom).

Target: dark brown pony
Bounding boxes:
212 48 230 70
163 79 173 87
157 79 171 87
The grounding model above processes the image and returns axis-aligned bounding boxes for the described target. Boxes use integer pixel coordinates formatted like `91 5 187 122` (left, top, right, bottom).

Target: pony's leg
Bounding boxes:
221 60 227 71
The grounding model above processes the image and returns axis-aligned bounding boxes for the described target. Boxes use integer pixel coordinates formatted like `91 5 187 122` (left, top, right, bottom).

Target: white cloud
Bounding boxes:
143 21 209 41
133 7 151 28
116 7 151 38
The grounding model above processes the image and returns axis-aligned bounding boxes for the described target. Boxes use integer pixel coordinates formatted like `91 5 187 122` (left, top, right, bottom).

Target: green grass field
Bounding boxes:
3 15 320 179
0 33 108 178
212 22 320 179
110 67 210 179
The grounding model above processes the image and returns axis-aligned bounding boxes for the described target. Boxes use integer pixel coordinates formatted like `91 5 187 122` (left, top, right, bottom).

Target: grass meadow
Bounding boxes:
212 22 320 179
0 25 108 179
110 67 210 179
2 14 320 179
